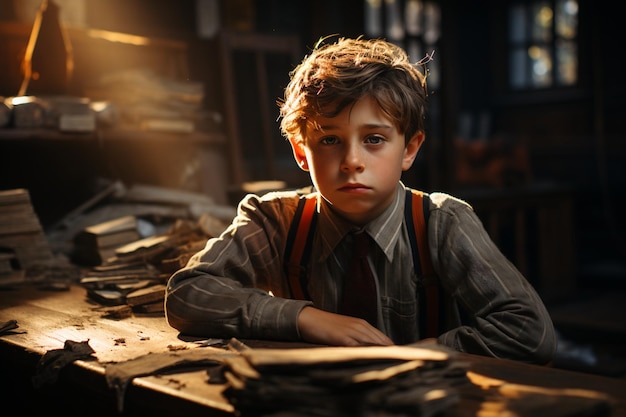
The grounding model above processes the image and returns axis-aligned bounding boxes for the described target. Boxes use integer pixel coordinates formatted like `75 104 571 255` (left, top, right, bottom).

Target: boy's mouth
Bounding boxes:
339 183 370 192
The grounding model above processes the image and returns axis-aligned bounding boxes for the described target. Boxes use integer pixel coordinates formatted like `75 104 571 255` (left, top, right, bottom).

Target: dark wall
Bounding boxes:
1 0 624 289
470 0 626 289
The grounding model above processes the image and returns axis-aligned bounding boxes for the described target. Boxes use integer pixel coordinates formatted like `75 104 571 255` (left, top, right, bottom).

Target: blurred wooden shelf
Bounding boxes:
0 127 226 145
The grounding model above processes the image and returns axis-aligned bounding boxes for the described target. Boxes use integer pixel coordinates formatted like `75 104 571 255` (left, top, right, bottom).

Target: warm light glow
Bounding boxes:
528 46 540 60
466 371 505 389
476 400 508 417
423 388 448 401
537 6 553 27
85 29 152 46
10 96 38 105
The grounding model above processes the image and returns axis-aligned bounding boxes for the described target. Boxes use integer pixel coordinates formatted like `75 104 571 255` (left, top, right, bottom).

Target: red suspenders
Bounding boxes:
283 194 317 300
283 189 441 338
405 190 440 338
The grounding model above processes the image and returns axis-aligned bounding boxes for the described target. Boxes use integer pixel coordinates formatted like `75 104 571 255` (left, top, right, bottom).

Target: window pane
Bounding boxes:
556 39 577 85
529 45 553 87
423 2 440 44
531 2 553 42
407 38 423 63
508 0 578 90
510 47 527 89
509 4 527 43
405 0 422 36
385 0 405 41
556 0 578 39
365 0 383 37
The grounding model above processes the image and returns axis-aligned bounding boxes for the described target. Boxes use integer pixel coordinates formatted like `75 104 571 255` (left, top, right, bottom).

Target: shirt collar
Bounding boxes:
315 183 407 262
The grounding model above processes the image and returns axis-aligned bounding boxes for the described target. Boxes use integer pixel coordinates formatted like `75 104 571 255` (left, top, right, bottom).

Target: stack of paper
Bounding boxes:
220 345 467 417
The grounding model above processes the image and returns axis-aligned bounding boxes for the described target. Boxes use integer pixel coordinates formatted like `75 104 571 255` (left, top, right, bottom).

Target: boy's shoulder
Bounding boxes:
422 191 473 212
238 186 317 216
257 185 316 202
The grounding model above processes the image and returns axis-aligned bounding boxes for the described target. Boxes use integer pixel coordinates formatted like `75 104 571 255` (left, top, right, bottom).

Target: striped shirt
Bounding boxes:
165 182 556 364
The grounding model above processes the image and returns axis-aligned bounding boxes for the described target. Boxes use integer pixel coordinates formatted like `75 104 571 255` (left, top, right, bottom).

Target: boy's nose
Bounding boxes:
341 144 365 172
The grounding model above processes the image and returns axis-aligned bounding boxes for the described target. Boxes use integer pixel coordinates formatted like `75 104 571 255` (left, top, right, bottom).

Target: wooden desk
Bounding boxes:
1 283 625 417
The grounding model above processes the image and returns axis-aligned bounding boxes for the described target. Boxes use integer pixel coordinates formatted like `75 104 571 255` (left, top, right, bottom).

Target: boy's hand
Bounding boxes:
297 306 394 346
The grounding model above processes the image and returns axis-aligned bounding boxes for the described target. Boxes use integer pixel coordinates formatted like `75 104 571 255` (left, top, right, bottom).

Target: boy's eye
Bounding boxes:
365 135 385 144
320 136 339 145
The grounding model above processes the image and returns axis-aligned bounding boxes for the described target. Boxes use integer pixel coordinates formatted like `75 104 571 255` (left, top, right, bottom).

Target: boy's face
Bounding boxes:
290 96 423 225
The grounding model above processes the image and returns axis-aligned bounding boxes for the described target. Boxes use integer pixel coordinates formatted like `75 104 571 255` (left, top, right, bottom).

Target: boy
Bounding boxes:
165 37 556 364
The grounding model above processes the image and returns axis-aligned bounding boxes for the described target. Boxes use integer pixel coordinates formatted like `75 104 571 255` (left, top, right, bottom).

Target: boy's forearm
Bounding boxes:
165 272 309 341
438 314 556 365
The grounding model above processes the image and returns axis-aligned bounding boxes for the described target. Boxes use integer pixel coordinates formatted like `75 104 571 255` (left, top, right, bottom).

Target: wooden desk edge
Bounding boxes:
1 284 625 416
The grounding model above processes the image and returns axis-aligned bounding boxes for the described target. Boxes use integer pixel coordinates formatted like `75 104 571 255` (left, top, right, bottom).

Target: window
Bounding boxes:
364 0 441 90
508 0 579 90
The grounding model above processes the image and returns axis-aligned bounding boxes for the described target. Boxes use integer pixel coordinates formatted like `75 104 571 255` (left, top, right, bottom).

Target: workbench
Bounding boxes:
1 283 625 417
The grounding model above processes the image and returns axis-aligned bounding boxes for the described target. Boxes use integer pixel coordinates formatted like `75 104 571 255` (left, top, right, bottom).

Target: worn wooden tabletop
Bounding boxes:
1 283 625 417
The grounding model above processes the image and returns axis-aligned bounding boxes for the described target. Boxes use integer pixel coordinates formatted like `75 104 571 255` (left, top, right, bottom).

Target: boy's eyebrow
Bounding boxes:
316 122 394 131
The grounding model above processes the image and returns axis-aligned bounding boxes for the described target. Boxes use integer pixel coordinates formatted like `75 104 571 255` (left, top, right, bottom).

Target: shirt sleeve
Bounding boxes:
428 193 557 364
164 192 314 341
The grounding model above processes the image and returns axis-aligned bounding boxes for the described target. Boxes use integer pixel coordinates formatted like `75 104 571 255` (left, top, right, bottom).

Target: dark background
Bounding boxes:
0 0 625 375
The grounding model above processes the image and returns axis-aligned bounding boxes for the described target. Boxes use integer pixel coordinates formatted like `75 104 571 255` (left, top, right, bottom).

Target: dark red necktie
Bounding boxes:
339 232 378 326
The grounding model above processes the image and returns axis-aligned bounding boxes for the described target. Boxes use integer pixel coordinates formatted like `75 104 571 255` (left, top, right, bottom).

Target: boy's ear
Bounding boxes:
289 137 310 171
402 131 425 171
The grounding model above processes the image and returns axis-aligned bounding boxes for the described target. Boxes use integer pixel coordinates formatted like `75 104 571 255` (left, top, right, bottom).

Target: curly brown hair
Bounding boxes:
278 36 430 145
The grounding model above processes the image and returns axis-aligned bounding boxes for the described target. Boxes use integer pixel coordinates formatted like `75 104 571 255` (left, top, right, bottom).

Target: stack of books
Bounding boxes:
84 68 205 133
73 215 141 265
80 261 163 309
0 189 54 279
0 252 17 277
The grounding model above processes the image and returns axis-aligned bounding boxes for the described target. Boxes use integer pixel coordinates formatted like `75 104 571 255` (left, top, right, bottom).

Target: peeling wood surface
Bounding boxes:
0 283 234 415
1 284 626 417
